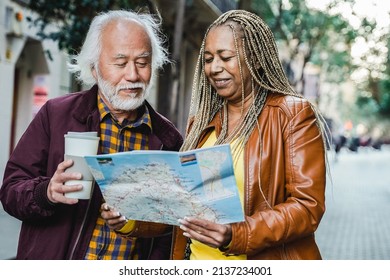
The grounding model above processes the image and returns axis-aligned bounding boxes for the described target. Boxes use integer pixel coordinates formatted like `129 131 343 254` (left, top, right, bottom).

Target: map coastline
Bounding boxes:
84 144 244 225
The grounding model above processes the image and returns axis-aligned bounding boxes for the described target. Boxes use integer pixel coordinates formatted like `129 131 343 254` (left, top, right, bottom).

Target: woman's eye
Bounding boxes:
205 57 213 63
222 56 233 61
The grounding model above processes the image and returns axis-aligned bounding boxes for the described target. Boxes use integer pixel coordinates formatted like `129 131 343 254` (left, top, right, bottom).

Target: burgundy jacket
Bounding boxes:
0 85 183 259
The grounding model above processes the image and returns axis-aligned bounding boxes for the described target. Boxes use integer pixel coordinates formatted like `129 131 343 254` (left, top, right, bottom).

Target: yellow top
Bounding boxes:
190 130 246 260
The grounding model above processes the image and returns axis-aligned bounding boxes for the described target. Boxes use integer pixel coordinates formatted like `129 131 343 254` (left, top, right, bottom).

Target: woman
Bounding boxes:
171 10 328 260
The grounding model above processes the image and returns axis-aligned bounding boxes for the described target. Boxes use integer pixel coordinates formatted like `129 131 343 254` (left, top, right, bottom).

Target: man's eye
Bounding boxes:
115 63 126 67
136 62 148 68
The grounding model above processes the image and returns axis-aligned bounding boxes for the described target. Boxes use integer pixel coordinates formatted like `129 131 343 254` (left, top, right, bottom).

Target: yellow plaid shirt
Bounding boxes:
84 95 152 260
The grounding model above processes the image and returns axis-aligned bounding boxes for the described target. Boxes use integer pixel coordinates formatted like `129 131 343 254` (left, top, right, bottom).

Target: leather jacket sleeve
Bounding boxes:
227 98 326 257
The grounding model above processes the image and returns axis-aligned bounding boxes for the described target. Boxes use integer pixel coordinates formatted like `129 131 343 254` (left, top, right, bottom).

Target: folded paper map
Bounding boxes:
84 144 244 225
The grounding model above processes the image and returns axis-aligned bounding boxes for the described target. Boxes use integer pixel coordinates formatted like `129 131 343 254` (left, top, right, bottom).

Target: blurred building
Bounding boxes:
0 0 72 179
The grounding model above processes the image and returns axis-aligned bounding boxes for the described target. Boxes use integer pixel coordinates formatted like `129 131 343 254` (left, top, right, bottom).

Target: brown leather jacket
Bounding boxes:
127 94 326 260
171 93 326 260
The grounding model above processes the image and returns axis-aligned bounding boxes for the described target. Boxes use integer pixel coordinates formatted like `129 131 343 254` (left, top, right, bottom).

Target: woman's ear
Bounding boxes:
253 59 261 70
249 55 260 70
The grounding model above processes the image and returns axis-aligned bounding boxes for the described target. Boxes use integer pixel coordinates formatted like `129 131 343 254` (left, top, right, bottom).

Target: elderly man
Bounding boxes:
0 10 182 260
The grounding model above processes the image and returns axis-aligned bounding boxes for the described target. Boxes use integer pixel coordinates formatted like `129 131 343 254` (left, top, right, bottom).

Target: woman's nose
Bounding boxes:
211 59 223 74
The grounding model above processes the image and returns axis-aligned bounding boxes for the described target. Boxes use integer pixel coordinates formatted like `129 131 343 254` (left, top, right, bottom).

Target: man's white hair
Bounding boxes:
68 10 169 86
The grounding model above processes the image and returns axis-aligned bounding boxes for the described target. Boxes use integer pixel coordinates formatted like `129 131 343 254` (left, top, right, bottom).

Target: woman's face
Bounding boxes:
204 25 252 104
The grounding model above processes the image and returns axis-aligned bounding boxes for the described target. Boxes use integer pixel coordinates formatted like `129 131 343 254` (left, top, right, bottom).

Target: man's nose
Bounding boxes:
124 63 139 81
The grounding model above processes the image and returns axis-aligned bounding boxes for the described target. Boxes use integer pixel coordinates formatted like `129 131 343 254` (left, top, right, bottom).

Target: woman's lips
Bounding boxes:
213 78 230 88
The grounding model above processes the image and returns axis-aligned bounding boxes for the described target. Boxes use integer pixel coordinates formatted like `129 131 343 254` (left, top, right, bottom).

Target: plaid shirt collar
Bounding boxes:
97 94 152 132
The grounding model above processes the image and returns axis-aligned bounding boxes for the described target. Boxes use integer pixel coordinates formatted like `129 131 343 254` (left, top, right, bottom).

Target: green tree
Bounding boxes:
242 0 390 131
27 0 156 55
239 0 357 99
354 19 390 116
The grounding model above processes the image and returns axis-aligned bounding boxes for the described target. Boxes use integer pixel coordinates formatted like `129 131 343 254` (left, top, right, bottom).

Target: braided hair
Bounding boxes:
181 10 329 157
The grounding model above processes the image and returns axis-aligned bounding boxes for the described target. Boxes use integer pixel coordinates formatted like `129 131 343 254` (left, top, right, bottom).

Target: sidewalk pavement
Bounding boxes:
0 208 20 259
315 146 390 259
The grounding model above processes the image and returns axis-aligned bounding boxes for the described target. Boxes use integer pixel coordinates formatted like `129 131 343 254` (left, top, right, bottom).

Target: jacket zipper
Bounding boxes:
69 184 94 259
69 116 96 259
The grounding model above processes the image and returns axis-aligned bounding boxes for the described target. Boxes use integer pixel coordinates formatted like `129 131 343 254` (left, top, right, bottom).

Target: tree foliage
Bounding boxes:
274 0 356 86
246 0 390 126
27 0 155 55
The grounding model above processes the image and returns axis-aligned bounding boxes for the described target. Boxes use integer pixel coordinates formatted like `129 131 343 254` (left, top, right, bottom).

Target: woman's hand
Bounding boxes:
178 217 232 249
100 203 127 231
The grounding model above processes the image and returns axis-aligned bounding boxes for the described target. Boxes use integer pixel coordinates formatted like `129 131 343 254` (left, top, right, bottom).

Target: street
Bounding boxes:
1 146 390 260
316 145 390 259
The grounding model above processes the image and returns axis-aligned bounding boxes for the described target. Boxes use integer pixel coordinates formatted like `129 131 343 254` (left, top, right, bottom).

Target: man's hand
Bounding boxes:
100 203 127 231
47 159 83 204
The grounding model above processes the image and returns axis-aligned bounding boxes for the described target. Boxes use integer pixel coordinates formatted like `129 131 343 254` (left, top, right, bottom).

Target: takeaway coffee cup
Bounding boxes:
64 132 99 199
64 132 100 156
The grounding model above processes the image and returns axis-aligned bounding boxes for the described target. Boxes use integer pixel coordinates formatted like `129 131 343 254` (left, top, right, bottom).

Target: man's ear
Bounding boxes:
91 65 97 80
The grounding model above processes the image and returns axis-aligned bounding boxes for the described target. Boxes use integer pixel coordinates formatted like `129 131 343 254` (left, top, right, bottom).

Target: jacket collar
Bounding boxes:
189 110 222 137
72 85 99 125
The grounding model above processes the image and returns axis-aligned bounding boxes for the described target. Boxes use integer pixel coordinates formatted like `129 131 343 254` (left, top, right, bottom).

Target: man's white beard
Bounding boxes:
96 71 150 111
